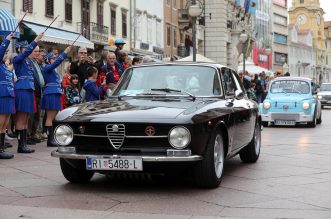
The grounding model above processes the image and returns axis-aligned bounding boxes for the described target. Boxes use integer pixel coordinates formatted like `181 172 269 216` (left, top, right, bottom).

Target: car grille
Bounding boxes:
106 124 125 149
270 113 300 121
71 123 175 153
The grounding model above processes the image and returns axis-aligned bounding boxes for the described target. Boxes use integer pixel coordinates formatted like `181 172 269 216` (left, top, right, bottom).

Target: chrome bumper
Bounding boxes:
51 150 203 162
261 112 313 122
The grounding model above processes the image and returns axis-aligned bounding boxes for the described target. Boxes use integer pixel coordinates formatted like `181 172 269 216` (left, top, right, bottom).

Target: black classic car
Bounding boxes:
51 63 261 188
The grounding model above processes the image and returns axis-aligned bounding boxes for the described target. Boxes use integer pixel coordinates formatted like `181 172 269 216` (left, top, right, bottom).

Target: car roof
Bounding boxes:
272 76 312 82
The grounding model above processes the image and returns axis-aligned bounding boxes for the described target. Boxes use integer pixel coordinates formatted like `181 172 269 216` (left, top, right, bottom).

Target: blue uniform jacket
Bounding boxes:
13 41 38 91
0 39 14 97
101 62 123 84
83 79 104 102
42 52 67 95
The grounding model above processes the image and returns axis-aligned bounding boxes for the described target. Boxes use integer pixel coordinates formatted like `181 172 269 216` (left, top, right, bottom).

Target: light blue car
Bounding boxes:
259 77 322 127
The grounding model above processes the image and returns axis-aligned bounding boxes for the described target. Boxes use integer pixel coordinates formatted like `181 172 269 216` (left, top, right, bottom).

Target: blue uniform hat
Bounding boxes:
44 53 56 61
114 38 126 45
15 40 29 49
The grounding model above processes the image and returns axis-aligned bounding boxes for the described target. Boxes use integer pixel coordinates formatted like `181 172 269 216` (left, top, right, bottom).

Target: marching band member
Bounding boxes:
42 46 71 146
13 33 44 153
0 34 14 159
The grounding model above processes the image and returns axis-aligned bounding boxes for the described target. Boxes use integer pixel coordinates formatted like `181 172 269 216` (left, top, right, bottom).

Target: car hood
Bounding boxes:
56 98 217 122
318 91 331 95
267 93 311 102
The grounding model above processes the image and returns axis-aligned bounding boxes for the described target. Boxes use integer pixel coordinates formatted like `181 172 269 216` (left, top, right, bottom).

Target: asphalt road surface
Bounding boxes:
1 108 331 218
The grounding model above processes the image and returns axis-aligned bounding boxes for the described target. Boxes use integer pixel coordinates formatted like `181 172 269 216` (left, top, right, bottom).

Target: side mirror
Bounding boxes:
235 90 245 100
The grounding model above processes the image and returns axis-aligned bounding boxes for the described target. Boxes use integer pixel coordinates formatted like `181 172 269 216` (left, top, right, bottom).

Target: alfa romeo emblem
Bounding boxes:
145 126 155 136
112 124 119 132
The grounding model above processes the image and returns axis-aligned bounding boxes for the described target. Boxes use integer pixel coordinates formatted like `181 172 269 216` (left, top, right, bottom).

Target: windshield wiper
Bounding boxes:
151 88 196 101
117 92 163 100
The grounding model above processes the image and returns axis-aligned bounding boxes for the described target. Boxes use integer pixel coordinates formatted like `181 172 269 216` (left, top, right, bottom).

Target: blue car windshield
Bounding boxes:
270 80 310 94
112 65 222 96
320 84 331 91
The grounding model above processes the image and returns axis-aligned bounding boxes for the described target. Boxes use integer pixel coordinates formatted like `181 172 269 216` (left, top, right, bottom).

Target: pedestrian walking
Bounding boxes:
42 46 71 146
0 34 14 159
13 33 44 153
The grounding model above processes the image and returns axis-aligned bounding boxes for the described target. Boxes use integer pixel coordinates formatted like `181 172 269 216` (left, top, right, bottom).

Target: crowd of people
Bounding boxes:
0 32 143 159
239 70 290 103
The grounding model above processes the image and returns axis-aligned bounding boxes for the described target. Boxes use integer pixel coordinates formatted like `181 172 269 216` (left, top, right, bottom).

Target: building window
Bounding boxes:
81 0 90 39
300 0 304 3
173 28 177 48
274 33 287 44
275 52 287 64
65 0 72 22
147 17 152 43
45 0 54 17
23 0 33 13
156 20 161 46
273 0 287 8
274 14 287 26
111 8 116 35
122 11 127 38
167 24 171 46
97 0 103 26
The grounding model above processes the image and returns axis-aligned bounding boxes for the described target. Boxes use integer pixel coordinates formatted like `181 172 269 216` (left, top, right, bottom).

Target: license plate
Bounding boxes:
274 120 295 126
86 157 143 171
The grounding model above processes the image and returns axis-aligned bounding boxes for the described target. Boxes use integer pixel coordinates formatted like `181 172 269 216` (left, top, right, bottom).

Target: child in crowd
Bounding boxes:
65 74 82 106
83 67 106 102
247 82 257 102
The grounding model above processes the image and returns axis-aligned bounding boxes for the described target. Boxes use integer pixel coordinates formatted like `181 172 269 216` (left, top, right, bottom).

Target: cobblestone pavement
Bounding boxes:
1 108 331 219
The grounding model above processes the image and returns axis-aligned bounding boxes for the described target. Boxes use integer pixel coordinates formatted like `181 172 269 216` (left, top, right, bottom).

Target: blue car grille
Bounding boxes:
270 113 300 121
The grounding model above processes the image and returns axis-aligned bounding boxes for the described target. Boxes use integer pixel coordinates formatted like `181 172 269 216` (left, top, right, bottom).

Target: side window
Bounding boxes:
231 70 245 94
221 68 236 97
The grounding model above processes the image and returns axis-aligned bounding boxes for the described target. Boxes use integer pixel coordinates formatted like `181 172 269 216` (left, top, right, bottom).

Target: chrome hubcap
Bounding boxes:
214 134 224 178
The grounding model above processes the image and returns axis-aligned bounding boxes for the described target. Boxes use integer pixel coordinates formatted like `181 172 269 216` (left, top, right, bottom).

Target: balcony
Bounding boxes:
178 9 190 25
77 22 109 45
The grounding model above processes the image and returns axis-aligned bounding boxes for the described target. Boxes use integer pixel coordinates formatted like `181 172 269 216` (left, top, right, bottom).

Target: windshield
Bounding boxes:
112 65 222 96
270 80 310 94
320 83 331 91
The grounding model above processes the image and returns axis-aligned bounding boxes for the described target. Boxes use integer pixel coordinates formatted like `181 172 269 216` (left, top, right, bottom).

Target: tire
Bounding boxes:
261 121 268 127
194 131 225 188
317 111 322 124
60 158 94 183
308 113 316 128
239 120 261 163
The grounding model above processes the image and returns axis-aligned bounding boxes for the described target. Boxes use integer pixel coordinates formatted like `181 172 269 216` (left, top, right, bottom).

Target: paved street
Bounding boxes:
0 109 331 219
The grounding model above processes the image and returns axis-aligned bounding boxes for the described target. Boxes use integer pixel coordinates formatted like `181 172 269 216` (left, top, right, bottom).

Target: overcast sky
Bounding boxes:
287 0 331 21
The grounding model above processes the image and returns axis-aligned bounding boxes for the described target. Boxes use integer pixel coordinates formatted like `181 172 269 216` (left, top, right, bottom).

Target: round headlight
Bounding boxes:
302 102 310 110
317 95 322 100
54 125 74 146
168 126 191 149
263 101 271 110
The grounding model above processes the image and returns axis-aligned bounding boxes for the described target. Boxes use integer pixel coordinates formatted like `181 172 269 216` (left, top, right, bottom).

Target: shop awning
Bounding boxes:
0 9 20 38
23 21 94 49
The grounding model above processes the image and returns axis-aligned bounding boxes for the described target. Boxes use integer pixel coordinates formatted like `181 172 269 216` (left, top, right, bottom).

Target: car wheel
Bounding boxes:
261 121 268 127
239 120 261 163
60 158 94 183
317 111 322 124
308 113 316 128
194 131 225 188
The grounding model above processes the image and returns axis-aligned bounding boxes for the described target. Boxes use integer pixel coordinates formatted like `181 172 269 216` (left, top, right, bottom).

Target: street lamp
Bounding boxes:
188 1 203 62
239 32 248 73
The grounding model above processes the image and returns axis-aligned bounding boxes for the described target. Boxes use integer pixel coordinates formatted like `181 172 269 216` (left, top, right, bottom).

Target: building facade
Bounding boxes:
132 0 164 56
289 0 328 84
324 21 331 82
163 0 180 57
288 24 315 79
272 0 288 73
